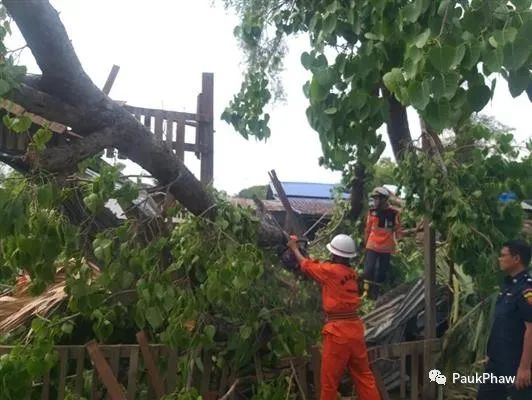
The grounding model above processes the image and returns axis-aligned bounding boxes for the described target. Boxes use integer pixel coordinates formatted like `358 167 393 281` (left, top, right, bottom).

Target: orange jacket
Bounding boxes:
299 258 362 340
364 206 401 253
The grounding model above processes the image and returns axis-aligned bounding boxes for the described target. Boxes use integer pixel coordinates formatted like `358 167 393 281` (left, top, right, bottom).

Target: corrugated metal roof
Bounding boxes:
270 182 349 199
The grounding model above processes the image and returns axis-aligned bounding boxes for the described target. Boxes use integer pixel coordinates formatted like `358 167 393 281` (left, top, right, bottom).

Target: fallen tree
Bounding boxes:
1 0 284 248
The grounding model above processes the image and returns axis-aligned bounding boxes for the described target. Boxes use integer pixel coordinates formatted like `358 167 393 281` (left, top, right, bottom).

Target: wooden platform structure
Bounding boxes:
0 71 214 185
0 338 442 400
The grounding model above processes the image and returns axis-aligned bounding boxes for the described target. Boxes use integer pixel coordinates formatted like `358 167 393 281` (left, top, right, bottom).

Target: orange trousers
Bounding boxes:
320 333 381 400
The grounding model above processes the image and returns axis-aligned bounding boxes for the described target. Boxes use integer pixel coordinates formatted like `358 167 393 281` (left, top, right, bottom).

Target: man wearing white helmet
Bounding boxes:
287 234 381 400
363 186 402 299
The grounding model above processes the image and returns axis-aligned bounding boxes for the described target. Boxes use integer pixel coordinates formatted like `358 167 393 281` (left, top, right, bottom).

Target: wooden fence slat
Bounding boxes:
91 368 99 400
410 349 419 400
218 365 228 395
254 356 264 384
166 348 178 394
5 130 16 150
295 360 308 399
175 119 185 161
200 350 213 397
154 112 163 141
400 351 407 399
165 116 174 149
126 347 139 400
372 363 391 400
195 93 202 160
57 347 69 400
136 331 165 399
110 347 121 378
74 347 85 395
16 131 29 151
310 346 321 399
41 369 50 400
86 340 125 400
148 347 161 399
143 113 152 130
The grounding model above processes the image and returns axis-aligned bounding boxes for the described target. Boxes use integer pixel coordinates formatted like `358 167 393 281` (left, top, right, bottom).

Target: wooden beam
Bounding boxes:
85 340 125 400
268 169 307 238
102 65 120 95
123 105 198 125
136 331 165 399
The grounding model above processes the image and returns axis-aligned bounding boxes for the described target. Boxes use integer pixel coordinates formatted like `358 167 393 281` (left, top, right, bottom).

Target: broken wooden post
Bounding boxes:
136 331 165 399
102 65 120 96
421 125 437 400
199 72 214 186
102 64 120 158
85 340 125 400
268 170 307 238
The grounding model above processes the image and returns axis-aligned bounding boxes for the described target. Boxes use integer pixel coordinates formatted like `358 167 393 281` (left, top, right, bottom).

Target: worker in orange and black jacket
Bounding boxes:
287 234 381 400
363 187 401 300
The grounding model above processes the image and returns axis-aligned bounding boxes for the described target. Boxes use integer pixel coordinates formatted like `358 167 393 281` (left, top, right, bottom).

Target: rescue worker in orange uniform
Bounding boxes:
287 234 381 400
363 187 401 299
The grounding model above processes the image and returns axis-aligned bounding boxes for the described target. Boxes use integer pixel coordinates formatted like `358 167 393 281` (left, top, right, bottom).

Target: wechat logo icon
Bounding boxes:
429 369 447 385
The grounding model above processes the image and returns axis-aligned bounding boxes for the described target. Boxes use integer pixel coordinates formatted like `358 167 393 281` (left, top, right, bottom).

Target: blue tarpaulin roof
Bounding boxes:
269 182 349 199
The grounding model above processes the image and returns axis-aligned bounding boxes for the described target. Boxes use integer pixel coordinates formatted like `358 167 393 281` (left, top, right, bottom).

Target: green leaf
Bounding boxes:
146 307 164 330
37 184 54 208
408 80 430 110
382 68 404 94
10 116 32 133
483 48 503 73
0 79 11 96
428 45 456 72
323 107 337 115
403 0 423 23
462 41 482 69
467 84 491 112
61 322 73 335
204 325 216 340
425 100 451 131
323 14 337 35
513 0 532 10
507 68 531 97
503 38 530 70
301 52 313 69
364 32 382 41
32 127 53 151
451 45 466 68
414 29 431 48
240 325 252 340
309 78 329 103
403 58 418 79
432 72 460 100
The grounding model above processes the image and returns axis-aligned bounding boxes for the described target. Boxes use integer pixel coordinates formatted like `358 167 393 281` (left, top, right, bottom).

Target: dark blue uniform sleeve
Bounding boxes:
518 285 532 322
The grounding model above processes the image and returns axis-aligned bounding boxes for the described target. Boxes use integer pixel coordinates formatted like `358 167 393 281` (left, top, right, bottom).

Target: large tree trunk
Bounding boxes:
348 162 366 222
2 0 284 246
382 87 412 161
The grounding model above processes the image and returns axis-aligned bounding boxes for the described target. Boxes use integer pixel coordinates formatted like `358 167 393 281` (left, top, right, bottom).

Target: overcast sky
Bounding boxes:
7 0 531 195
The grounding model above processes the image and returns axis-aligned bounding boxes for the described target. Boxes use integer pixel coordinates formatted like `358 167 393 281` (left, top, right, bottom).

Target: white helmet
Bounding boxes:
326 234 357 258
370 186 390 198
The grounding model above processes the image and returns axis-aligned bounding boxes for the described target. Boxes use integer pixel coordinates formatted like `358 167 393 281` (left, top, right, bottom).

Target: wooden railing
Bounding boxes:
0 73 214 185
0 338 442 400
